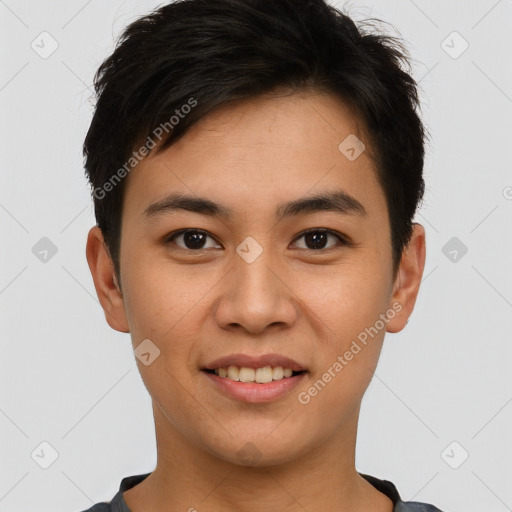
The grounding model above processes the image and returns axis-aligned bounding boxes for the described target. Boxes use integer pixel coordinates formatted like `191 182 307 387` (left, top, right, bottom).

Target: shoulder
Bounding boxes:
74 472 150 512
396 502 445 511
76 502 112 512
360 473 445 512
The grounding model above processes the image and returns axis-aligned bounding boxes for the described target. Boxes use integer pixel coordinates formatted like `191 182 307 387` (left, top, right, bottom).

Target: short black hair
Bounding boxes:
83 0 427 280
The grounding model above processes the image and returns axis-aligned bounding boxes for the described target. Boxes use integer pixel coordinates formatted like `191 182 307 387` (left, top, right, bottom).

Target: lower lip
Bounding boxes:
202 371 306 403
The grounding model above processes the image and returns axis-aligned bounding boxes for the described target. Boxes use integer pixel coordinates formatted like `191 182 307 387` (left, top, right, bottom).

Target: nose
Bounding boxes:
213 246 298 335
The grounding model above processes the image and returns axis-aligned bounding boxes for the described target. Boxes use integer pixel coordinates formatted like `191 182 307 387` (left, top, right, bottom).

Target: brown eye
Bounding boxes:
292 229 348 251
165 229 221 251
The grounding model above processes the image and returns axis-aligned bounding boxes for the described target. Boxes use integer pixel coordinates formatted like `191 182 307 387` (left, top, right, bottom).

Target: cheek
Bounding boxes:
122 254 203 336
294 256 392 337
294 256 390 402
298 326 385 431
121 256 214 386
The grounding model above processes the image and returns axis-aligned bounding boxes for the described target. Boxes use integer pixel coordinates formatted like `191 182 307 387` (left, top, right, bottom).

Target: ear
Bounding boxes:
386 223 426 333
85 226 130 333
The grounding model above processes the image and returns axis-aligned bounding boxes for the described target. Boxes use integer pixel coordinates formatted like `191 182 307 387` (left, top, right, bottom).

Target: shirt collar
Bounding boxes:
110 471 404 511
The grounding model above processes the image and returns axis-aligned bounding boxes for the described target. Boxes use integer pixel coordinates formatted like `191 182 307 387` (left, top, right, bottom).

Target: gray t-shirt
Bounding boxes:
78 472 445 511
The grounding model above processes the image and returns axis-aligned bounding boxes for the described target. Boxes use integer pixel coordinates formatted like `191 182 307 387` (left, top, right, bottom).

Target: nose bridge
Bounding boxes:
234 236 281 303
217 235 296 332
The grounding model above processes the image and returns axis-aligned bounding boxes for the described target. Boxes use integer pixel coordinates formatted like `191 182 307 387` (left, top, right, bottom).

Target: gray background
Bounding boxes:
1 1 511 511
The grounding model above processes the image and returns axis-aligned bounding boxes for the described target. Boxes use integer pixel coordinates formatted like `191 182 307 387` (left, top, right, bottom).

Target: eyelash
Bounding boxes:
164 228 352 252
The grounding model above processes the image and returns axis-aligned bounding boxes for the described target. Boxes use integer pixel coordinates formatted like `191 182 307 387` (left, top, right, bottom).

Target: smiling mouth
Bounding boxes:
203 366 305 383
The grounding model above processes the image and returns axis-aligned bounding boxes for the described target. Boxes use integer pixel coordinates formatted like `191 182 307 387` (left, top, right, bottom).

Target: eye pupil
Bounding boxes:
305 231 328 250
184 231 206 249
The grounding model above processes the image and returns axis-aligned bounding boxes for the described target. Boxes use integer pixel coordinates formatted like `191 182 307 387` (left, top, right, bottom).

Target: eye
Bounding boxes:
164 228 351 252
165 229 221 251
291 228 349 251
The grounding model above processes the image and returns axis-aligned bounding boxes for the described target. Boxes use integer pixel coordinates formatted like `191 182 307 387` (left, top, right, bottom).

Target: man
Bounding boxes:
82 0 442 510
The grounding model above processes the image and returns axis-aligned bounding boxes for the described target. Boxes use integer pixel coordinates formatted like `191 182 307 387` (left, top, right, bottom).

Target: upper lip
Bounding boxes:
203 353 307 372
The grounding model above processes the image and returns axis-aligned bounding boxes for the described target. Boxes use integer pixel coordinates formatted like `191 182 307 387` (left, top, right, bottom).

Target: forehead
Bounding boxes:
122 90 385 223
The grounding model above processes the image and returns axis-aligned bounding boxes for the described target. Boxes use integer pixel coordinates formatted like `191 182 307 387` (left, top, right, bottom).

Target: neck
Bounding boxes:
123 403 393 512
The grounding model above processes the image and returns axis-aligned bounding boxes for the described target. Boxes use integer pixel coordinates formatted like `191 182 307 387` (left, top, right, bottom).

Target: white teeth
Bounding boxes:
239 367 255 382
255 366 273 383
272 366 284 380
210 365 299 383
227 365 240 381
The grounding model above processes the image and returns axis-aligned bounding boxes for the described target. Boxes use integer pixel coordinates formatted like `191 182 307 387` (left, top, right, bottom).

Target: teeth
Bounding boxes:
239 367 255 382
255 366 273 383
211 365 299 383
227 365 240 381
272 366 284 380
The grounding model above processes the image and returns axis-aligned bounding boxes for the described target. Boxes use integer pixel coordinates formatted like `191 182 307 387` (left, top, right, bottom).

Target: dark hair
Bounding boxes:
83 0 427 280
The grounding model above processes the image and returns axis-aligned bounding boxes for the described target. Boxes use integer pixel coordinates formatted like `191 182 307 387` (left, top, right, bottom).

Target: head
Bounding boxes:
85 0 427 467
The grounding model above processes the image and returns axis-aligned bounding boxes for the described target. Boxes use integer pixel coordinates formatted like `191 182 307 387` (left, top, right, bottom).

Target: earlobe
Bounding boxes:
85 226 130 333
386 223 426 334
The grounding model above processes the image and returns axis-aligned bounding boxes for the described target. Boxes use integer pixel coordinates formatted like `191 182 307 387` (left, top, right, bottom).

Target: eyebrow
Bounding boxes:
142 190 367 221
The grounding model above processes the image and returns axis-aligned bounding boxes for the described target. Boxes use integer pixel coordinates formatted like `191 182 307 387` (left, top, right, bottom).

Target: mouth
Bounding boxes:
202 366 306 383
201 353 308 402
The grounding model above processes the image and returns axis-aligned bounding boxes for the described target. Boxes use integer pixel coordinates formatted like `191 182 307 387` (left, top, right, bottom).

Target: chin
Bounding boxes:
202 430 310 468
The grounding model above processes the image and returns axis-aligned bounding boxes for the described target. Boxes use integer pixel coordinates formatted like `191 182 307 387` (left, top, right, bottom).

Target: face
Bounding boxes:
87 90 425 467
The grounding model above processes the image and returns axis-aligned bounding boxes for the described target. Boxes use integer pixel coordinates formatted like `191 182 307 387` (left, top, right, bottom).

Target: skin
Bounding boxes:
86 89 426 512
